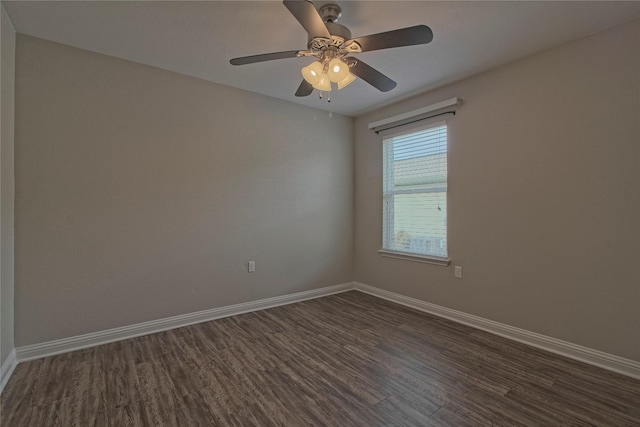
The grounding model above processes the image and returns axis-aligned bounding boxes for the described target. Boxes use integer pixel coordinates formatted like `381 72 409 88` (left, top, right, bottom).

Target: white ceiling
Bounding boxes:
4 1 640 116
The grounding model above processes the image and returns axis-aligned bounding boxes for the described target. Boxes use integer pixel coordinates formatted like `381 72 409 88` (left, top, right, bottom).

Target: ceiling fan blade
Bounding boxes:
295 79 314 97
230 50 300 66
349 59 397 92
283 0 331 39
351 25 433 52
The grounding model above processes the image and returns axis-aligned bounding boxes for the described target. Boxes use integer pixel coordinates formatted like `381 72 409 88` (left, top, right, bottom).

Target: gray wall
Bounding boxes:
9 16 639 364
14 35 353 346
354 19 640 361
1 3 16 367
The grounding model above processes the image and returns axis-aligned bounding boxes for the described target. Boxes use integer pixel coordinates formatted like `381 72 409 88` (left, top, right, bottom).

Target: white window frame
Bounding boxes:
378 120 451 266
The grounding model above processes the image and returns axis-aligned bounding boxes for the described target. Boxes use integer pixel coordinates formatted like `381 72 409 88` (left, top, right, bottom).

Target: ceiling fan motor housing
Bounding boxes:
307 3 352 48
308 22 352 47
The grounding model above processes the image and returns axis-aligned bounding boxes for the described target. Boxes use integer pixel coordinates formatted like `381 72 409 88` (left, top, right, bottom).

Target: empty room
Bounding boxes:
1 1 639 425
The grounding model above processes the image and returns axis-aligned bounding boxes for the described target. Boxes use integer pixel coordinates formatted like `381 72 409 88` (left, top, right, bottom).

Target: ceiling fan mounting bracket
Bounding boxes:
318 3 342 23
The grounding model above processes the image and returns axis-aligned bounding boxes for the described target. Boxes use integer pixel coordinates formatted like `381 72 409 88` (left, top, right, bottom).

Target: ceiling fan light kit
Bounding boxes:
301 51 354 92
230 0 434 101
327 58 350 83
337 72 356 90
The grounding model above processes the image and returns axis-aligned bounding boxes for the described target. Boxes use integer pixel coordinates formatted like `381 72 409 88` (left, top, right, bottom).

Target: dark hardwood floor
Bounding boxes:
2 291 639 426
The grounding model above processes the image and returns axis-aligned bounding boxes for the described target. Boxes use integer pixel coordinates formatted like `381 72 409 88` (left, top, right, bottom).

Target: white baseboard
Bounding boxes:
12 281 640 381
354 282 640 380
16 282 355 362
0 349 17 393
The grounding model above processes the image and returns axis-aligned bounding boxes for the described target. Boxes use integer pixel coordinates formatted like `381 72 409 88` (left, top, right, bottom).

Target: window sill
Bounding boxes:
378 249 451 266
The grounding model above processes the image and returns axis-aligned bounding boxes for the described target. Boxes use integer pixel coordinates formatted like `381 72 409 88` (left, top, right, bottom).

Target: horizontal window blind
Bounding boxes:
383 121 448 258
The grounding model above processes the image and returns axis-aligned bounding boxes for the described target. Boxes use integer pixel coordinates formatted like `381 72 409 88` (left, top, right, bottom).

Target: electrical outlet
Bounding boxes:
454 265 462 278
248 261 255 273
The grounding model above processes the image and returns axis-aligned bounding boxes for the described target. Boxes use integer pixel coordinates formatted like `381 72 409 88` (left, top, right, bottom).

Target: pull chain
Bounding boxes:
316 91 331 102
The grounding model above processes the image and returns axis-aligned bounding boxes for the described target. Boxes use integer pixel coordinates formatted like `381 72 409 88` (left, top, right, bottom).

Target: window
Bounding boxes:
382 121 448 260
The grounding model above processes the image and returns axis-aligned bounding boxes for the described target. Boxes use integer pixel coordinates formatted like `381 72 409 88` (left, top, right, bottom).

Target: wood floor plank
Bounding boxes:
428 404 495 427
2 291 639 426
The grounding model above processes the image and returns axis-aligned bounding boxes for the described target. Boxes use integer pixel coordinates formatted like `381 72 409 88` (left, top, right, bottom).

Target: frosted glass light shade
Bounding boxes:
328 58 350 82
337 72 356 90
312 73 332 91
301 61 324 85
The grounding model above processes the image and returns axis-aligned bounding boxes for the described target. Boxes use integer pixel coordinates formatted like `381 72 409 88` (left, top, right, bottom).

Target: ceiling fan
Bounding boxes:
230 0 433 98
